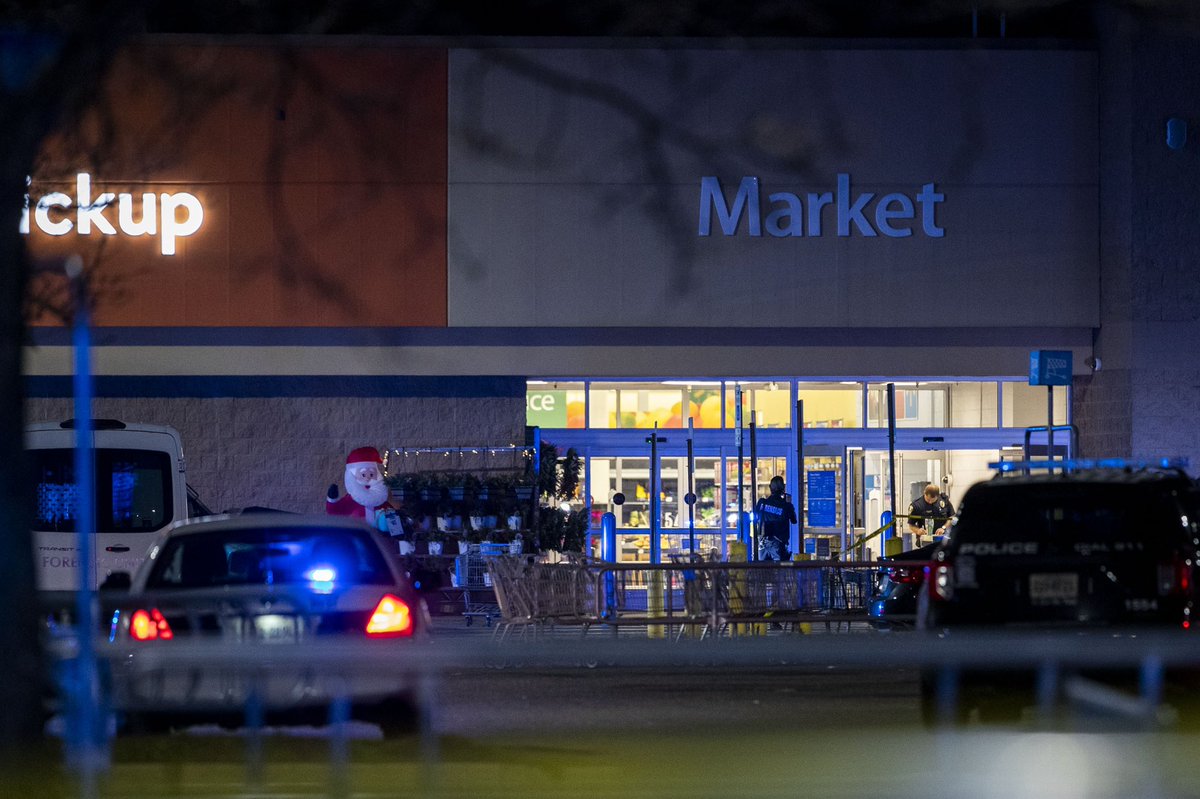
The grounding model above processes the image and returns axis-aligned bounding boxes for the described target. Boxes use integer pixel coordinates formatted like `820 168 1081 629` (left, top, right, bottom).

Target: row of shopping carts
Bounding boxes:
478 554 884 639
450 543 509 625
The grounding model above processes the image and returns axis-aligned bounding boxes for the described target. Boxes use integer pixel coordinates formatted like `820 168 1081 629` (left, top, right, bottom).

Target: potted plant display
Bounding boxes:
425 528 446 556
506 508 524 531
436 499 460 532
385 472 419 503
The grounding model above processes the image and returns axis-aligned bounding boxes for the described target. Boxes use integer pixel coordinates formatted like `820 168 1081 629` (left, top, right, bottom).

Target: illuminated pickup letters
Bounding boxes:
21 173 204 256
698 175 945 239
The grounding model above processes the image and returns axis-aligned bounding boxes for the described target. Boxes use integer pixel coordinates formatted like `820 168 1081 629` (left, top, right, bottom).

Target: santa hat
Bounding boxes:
346 446 383 467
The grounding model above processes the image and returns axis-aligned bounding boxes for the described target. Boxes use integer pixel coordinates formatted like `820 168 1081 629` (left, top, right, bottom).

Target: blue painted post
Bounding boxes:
601 510 617 615
735 385 745 549
67 255 104 785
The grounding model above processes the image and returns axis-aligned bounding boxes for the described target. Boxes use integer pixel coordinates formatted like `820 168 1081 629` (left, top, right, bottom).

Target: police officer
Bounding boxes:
907 483 955 544
755 476 798 561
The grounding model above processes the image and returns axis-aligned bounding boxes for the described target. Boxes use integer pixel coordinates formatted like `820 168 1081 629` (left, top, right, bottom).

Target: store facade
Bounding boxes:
523 377 1069 560
26 33 1194 560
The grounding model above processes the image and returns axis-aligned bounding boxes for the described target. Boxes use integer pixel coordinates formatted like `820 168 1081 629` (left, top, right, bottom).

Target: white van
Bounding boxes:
26 420 197 604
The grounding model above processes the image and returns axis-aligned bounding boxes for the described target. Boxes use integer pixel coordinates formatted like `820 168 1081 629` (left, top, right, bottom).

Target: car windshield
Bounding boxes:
145 526 393 589
956 481 1186 553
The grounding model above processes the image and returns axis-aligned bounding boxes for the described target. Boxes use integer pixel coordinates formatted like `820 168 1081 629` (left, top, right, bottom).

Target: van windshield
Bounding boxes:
31 448 173 533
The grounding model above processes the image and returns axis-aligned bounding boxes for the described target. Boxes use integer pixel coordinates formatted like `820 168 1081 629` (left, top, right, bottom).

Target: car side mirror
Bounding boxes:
99 571 132 592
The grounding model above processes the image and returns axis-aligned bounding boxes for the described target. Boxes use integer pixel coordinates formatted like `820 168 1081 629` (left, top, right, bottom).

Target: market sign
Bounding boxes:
21 173 204 256
698 174 945 238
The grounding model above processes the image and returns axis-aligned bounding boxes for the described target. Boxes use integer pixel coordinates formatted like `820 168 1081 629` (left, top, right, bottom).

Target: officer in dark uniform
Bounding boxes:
754 476 798 561
907 483 955 543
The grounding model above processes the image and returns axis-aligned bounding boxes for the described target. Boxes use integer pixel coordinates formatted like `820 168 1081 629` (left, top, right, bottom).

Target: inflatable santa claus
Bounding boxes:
326 446 394 527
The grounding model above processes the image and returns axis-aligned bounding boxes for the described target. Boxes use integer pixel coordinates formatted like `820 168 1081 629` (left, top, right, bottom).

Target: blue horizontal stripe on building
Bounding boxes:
25 375 526 399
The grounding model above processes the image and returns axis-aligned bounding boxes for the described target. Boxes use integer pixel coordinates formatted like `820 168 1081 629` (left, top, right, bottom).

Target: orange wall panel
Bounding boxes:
26 43 447 328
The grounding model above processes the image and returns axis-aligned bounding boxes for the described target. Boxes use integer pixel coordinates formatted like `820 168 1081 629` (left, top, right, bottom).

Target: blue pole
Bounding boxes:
601 511 616 614
68 256 103 783
649 424 661 564
735 386 745 548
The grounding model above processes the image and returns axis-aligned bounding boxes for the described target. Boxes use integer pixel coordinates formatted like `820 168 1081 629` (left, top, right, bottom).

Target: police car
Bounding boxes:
101 513 431 734
917 458 1200 720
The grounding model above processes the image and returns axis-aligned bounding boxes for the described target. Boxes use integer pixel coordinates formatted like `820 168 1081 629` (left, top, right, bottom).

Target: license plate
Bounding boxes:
1029 573 1078 606
253 615 298 643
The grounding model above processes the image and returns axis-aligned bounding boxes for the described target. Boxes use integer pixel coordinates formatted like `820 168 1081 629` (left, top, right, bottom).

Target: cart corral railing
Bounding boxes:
485 556 912 640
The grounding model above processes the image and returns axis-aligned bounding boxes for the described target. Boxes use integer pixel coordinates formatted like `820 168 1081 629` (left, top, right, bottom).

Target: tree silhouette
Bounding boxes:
1 0 1191 755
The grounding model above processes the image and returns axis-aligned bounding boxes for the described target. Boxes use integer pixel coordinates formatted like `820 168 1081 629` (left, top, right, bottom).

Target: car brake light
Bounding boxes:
926 563 954 601
1159 556 1192 596
366 594 413 637
888 566 923 585
130 608 173 641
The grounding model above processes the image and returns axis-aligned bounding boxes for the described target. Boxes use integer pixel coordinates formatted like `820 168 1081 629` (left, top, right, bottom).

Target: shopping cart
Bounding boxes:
453 543 507 625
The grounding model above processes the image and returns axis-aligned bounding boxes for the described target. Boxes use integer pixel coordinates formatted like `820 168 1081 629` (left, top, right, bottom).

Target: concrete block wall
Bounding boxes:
26 394 526 515
1073 370 1133 459
1078 17 1200 473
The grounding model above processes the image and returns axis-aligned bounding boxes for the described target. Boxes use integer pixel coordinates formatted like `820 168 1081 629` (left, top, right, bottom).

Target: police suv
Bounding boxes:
919 460 1200 631
916 460 1200 721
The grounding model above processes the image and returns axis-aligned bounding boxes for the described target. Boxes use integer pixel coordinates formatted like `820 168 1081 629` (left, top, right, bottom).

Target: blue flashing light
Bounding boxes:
990 457 1189 473
109 609 121 643
304 565 337 594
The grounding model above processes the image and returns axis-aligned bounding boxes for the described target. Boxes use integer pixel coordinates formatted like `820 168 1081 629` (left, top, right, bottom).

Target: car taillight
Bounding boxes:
366 594 414 638
888 566 923 585
129 608 173 641
1158 556 1193 596
926 563 954 601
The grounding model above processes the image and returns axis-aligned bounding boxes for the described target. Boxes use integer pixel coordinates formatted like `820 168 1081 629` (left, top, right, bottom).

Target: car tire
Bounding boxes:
122 711 173 736
359 694 420 738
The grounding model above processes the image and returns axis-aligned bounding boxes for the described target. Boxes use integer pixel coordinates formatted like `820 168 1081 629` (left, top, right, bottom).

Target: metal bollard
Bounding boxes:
601 512 617 616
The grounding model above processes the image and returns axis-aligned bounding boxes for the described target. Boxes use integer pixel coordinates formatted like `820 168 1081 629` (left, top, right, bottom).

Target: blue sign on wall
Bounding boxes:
806 470 837 528
1029 350 1073 386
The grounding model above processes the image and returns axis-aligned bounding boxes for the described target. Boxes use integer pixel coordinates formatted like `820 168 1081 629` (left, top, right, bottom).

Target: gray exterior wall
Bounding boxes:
1077 14 1200 468
25 394 526 515
448 47 1099 335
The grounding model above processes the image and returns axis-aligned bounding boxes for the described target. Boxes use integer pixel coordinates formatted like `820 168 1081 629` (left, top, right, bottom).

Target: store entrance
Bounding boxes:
582 441 1023 563
846 447 1020 557
588 447 790 561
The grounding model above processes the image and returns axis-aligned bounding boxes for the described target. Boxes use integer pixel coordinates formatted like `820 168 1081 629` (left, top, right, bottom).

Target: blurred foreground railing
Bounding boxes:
49 625 1200 798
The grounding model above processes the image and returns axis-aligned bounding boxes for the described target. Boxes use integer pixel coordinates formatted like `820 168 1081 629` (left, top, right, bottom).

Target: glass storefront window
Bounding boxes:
801 454 842 531
867 383 946 427
796 382 862 428
948 382 998 427
590 457 651 528
723 382 791 428
525 382 585 428
591 455 722 530
725 456 787 529
866 381 999 428
1002 381 1068 427
588 382 722 429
